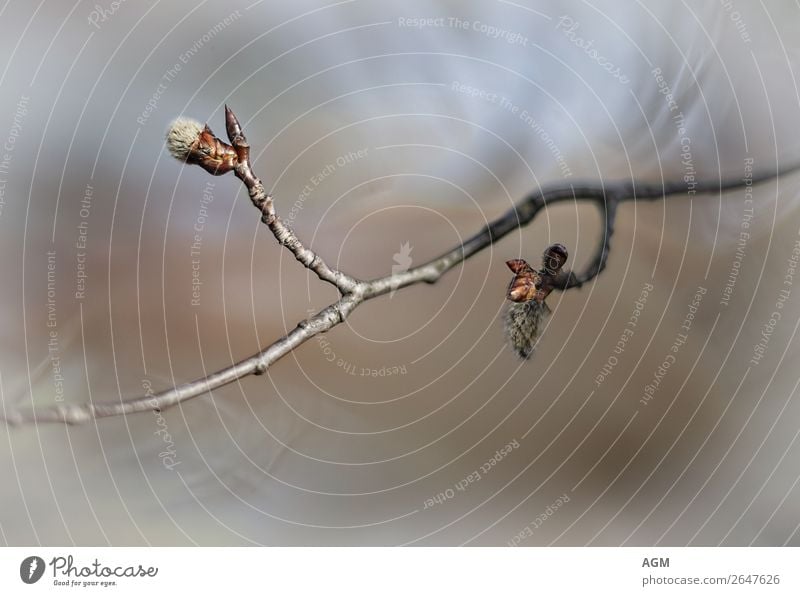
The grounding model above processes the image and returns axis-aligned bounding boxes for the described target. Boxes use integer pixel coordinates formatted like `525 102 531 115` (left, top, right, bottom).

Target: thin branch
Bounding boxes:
4 108 797 426
222 107 360 294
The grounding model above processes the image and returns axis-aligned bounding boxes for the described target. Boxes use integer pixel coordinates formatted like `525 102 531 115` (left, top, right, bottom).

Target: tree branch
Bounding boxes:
4 108 796 426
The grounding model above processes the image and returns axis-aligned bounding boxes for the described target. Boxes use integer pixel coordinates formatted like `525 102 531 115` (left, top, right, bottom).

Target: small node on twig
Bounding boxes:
504 243 569 359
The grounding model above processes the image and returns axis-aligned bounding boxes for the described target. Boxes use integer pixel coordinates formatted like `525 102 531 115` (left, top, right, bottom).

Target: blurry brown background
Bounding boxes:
1 0 800 545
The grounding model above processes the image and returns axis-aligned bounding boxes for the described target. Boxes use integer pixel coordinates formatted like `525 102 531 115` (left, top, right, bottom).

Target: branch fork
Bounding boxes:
4 107 793 425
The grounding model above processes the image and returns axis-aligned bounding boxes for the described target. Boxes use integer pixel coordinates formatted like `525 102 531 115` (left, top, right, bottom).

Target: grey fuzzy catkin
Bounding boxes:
504 300 551 359
165 117 203 161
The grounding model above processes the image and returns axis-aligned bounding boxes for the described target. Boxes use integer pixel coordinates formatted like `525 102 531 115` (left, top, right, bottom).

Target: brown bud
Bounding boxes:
542 243 568 276
502 244 570 359
166 118 238 176
505 259 541 302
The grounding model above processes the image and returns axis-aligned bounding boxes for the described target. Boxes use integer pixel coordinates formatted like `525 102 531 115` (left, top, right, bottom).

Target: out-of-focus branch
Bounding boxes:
4 107 796 426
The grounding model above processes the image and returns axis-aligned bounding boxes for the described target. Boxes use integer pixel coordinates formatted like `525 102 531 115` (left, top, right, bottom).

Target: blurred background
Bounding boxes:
1 0 800 546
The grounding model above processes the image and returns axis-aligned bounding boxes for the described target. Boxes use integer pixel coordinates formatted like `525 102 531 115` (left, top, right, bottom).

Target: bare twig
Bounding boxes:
3 107 796 426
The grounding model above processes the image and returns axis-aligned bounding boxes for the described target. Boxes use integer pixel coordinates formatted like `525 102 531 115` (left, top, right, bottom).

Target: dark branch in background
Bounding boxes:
4 107 797 425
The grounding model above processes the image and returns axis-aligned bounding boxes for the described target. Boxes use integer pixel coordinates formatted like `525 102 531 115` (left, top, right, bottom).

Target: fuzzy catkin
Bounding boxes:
504 300 551 359
165 117 203 161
